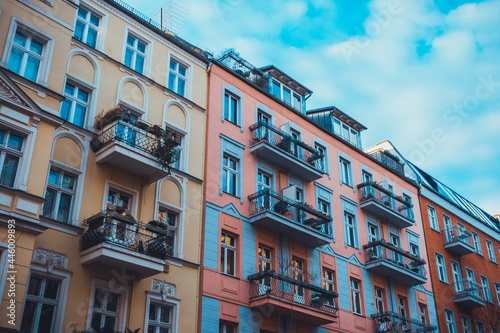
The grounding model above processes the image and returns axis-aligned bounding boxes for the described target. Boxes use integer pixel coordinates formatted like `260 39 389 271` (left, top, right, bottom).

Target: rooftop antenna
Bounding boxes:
150 0 189 35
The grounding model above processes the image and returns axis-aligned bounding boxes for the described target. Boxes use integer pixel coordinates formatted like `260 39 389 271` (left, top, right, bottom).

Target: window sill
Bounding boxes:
221 118 241 129
438 280 450 285
431 228 441 234
353 313 365 318
39 216 84 235
222 191 241 200
221 273 240 280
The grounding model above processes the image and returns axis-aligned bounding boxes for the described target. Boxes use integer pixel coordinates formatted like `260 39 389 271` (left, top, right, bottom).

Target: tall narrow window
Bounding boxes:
41 168 76 223
481 276 492 302
428 205 439 231
257 171 271 209
168 58 187 96
443 214 452 235
445 309 456 333
221 232 236 276
315 143 326 172
90 289 121 332
0 128 24 188
292 258 304 299
20 275 61 333
258 245 272 292
124 34 146 74
344 212 357 248
60 81 90 127
374 287 385 313
397 295 407 319
222 155 238 196
471 231 482 254
148 302 173 333
158 208 178 255
219 322 236 333
486 239 496 262
340 158 352 186
350 278 362 315
461 315 471 333
451 261 462 292
322 268 336 307
107 188 134 244
477 322 486 333
435 253 447 282
495 282 500 304
418 303 428 324
74 7 101 48
224 92 238 124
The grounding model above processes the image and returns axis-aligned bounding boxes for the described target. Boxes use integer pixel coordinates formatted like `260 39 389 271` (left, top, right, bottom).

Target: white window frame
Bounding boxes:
435 252 448 282
60 76 93 128
451 260 462 292
41 165 79 224
73 2 107 51
485 239 496 262
477 321 486 333
418 303 428 324
350 278 362 315
0 126 26 188
471 231 482 255
445 308 456 333
121 28 152 77
339 157 353 187
427 205 439 231
375 287 385 313
313 140 329 177
322 267 336 307
271 79 302 111
86 278 129 332
461 315 471 333
344 212 357 248
157 203 183 258
164 122 188 172
332 116 360 147
167 53 191 98
20 263 71 333
1 17 55 86
221 85 243 131
220 231 236 276
495 282 500 304
222 154 238 197
480 275 492 302
145 293 179 333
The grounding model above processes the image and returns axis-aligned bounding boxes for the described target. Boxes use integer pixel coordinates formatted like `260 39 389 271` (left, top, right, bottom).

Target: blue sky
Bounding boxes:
126 0 500 215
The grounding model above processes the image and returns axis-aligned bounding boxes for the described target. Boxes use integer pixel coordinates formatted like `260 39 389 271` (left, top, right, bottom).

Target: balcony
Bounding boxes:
249 121 325 181
442 226 475 255
248 270 338 325
453 281 486 308
364 240 427 286
357 182 415 229
91 109 180 184
80 210 174 279
371 312 436 333
368 149 405 176
248 189 333 247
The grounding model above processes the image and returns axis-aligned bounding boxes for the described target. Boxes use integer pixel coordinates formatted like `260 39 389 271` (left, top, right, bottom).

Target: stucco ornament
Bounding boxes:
0 77 28 106
152 279 176 301
33 248 68 273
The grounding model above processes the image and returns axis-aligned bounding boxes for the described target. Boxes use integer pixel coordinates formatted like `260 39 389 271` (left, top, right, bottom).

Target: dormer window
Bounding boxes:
332 117 360 147
271 79 302 111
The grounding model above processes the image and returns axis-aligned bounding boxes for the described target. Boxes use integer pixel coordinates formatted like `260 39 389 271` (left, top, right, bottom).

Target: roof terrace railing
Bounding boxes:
371 311 436 333
442 225 474 247
248 189 333 236
249 121 325 173
357 182 415 221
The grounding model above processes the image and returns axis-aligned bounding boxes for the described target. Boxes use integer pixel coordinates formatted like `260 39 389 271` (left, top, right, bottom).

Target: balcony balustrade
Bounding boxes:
452 281 486 308
248 189 333 247
91 111 180 184
249 121 325 181
442 226 475 255
248 270 338 325
371 311 436 333
364 240 427 286
80 210 174 279
357 182 414 229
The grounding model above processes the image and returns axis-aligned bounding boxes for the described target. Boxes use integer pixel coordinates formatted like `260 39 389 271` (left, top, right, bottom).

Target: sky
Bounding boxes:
125 0 500 216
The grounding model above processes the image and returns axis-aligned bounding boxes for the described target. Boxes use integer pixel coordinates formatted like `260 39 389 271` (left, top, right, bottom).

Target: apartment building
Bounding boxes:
368 141 500 333
200 51 437 333
0 0 208 332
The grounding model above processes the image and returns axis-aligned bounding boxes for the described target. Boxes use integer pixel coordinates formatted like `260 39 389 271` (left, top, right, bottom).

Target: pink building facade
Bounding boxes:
200 51 437 333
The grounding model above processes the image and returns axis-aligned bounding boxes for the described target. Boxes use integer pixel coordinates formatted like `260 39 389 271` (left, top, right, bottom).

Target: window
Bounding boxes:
224 92 238 124
397 295 408 328
367 223 379 243
124 33 146 74
292 257 304 299
492 327 499 333
477 322 486 333
106 187 135 244
322 268 336 307
148 302 173 333
314 143 327 173
495 282 500 304
74 6 101 48
20 275 61 333
418 303 428 324
271 79 301 111
41 168 76 223
90 288 121 332
221 232 236 276
461 315 471 333
340 158 352 186
222 155 238 196
344 212 357 248
443 214 452 235
428 205 439 231
435 252 448 282
0 127 24 188
219 322 236 333
374 287 385 313
486 239 496 262
445 309 456 333
164 126 185 171
350 278 362 315
481 276 492 302
158 207 178 255
466 268 475 286
168 58 187 96
256 111 272 141
471 231 482 254
258 245 272 292
60 81 90 127
332 117 360 147
451 261 462 292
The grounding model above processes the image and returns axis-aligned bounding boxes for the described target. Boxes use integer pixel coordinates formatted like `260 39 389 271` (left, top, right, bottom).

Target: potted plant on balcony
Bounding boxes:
149 124 164 137
110 207 136 225
137 120 149 131
146 220 170 235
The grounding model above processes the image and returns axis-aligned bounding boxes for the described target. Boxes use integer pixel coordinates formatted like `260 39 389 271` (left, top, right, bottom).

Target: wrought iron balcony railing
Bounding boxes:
248 189 333 236
248 270 338 316
249 121 325 173
442 225 474 247
371 311 436 333
358 182 415 221
364 240 426 277
80 210 174 260
453 280 486 301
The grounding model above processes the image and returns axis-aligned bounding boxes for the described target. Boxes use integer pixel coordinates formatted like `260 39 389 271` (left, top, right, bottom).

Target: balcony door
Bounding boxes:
258 246 272 294
257 171 272 210
292 258 304 303
389 233 402 265
451 261 462 292
466 268 477 296
290 130 301 158
107 188 135 246
257 112 271 142
116 112 139 147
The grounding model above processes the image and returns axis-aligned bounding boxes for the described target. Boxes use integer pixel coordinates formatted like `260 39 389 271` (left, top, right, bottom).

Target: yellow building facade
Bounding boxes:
0 0 208 332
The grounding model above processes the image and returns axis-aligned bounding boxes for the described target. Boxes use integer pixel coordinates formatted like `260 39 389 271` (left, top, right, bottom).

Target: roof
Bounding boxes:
259 65 312 96
307 106 367 132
